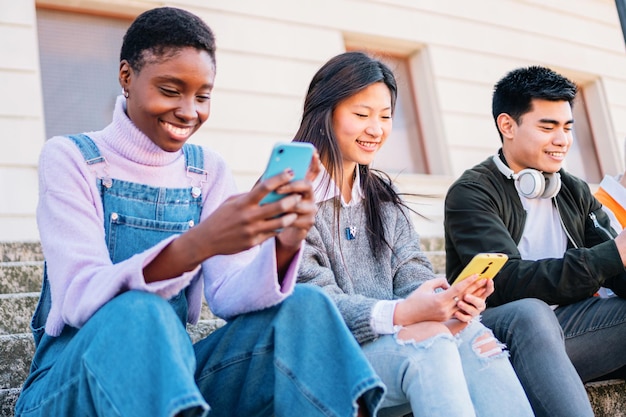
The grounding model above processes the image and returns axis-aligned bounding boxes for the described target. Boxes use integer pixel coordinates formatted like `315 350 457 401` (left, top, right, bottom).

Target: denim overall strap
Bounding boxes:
66 133 112 191
183 143 204 173
183 143 207 198
67 133 102 162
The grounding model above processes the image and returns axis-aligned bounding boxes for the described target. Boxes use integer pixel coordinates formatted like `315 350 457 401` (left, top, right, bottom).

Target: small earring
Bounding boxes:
122 89 129 99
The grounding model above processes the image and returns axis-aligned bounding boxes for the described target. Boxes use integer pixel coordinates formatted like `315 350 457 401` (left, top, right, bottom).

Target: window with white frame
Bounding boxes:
563 78 621 184
566 90 602 183
345 43 449 176
370 54 429 174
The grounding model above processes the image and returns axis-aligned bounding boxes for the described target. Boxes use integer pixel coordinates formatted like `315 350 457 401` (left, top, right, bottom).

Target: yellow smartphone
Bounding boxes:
452 253 508 285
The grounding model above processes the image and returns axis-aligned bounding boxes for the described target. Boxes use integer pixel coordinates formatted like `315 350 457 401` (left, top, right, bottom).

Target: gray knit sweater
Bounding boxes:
297 198 435 344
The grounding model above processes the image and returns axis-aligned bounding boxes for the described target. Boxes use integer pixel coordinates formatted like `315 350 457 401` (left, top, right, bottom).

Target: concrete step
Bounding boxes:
587 379 626 416
421 236 445 274
0 388 20 417
0 263 42 295
0 243 43 263
0 334 33 390
187 318 226 344
0 293 38 335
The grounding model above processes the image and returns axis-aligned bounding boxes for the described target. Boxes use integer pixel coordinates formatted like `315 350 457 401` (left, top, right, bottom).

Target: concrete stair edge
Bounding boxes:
586 379 626 417
0 263 43 294
0 333 34 390
0 293 40 335
0 243 43 263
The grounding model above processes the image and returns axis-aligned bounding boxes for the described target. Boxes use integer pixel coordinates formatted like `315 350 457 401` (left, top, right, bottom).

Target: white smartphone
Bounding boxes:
452 253 508 285
259 142 315 206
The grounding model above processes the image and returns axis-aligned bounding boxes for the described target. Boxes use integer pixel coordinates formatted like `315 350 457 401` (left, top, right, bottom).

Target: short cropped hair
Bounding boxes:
120 7 216 72
492 66 577 140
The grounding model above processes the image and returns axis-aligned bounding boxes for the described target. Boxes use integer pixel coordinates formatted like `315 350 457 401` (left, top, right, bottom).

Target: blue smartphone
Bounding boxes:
259 142 315 205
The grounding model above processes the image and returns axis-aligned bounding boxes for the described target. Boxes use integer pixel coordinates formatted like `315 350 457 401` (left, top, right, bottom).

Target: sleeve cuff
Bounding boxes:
370 299 402 335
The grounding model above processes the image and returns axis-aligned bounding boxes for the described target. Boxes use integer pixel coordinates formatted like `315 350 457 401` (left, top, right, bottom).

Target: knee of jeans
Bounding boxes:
288 284 333 310
509 298 563 339
107 290 176 326
277 284 342 326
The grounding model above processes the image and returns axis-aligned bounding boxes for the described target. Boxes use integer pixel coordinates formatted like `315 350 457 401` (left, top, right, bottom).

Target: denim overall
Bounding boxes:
16 134 210 417
31 133 205 336
16 135 385 417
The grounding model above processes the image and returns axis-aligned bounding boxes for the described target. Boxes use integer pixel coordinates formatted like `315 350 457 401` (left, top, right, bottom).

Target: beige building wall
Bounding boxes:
0 0 46 241
1 0 626 241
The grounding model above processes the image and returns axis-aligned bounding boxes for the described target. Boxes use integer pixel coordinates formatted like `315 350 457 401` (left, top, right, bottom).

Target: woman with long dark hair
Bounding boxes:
296 51 533 416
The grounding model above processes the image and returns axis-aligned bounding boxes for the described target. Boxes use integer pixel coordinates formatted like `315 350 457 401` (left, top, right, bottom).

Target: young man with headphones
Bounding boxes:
444 65 626 417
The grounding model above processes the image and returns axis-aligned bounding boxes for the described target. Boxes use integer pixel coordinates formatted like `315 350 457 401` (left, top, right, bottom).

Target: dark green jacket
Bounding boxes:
444 152 626 307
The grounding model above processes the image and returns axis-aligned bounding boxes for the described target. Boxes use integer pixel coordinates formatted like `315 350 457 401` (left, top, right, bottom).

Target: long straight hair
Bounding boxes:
294 51 411 257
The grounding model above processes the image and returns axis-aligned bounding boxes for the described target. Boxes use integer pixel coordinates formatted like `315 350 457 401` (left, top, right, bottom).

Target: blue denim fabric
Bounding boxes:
17 291 207 417
194 284 385 417
365 320 533 417
99 165 202 323
482 298 595 417
16 134 384 417
555 296 626 381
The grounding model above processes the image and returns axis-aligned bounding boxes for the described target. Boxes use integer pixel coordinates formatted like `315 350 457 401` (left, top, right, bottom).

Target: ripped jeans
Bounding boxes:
363 319 533 417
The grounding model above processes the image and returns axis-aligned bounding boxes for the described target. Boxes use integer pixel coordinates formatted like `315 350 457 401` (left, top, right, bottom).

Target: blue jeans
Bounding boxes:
15 291 206 417
364 320 533 417
555 295 626 381
16 285 385 416
481 298 595 417
194 284 384 416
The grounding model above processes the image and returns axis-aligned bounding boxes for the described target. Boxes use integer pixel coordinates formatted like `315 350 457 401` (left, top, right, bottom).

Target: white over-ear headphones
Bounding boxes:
492 155 561 199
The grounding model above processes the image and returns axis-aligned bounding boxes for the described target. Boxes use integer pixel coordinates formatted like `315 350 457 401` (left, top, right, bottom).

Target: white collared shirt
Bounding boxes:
313 165 364 206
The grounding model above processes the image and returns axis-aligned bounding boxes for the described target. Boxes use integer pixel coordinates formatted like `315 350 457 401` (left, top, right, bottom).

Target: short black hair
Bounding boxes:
492 66 577 140
120 7 216 72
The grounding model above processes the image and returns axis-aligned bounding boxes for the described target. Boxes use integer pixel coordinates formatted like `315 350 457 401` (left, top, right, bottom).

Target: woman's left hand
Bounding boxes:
453 277 493 322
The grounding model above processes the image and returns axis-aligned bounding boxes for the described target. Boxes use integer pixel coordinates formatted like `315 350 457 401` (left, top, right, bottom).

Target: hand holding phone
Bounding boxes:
452 253 508 285
259 142 315 206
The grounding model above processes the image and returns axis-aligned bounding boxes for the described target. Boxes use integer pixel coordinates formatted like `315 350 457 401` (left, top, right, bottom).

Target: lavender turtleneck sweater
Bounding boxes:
38 96 299 336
